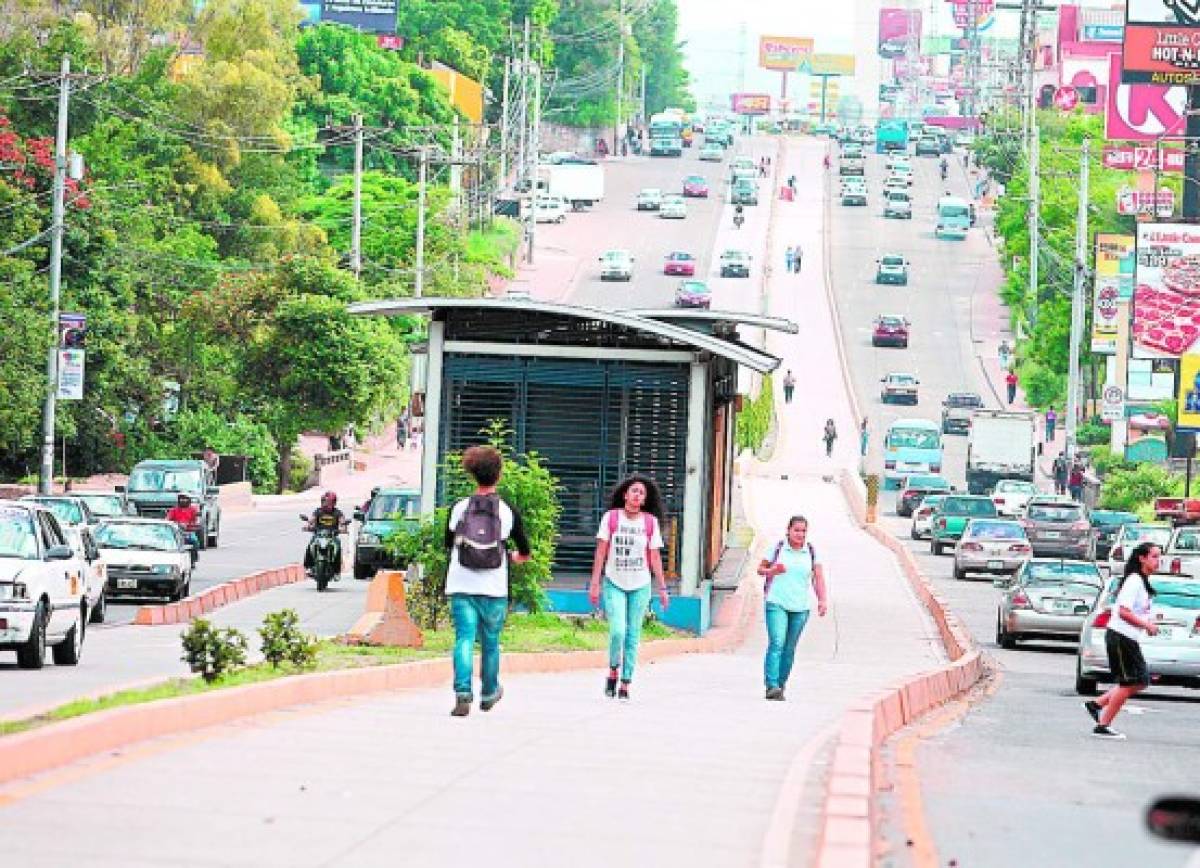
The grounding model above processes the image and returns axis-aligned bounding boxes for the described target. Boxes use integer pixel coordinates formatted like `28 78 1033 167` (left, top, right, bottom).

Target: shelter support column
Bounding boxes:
680 361 708 597
420 320 445 516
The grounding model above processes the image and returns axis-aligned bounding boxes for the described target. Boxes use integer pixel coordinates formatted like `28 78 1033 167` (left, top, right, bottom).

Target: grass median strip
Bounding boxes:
0 613 677 738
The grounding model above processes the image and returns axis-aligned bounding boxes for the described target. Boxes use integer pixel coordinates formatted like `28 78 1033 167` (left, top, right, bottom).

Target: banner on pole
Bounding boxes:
56 349 84 400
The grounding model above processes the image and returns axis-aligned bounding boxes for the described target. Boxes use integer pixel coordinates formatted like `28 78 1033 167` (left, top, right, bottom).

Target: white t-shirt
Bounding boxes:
445 497 517 598
596 510 664 591
1109 573 1152 641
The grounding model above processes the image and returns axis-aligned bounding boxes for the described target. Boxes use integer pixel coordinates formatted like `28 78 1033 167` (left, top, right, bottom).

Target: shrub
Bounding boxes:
736 374 774 453
288 450 314 492
1016 360 1065 410
181 618 249 682
1087 446 1132 478
126 408 278 492
1098 464 1182 513
259 609 318 669
1076 417 1108 447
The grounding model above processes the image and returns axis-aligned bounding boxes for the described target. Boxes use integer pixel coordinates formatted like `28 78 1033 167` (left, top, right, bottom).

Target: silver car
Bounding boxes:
910 494 946 540
1076 574 1200 694
994 559 1105 649
953 518 1031 580
598 249 634 281
1020 498 1093 559
1106 523 1172 575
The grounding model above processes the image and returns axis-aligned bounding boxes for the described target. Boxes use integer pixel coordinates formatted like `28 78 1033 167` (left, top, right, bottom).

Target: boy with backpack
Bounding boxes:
445 445 532 718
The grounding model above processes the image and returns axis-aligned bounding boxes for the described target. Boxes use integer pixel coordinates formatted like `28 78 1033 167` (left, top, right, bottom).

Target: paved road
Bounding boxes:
826 141 1200 865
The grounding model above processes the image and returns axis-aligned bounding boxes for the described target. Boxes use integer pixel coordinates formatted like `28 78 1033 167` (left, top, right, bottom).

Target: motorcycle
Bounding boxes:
939 161 948 181
300 515 344 591
733 206 745 229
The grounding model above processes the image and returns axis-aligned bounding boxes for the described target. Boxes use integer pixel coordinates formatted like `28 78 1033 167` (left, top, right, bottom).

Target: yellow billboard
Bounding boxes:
811 54 856 76
429 66 484 123
1179 354 1200 431
759 36 814 72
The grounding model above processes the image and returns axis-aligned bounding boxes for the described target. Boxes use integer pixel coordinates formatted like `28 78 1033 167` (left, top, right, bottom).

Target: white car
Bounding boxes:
598 249 635 281
910 494 948 540
0 500 89 669
64 524 109 624
95 518 195 602
883 189 912 219
635 188 663 210
990 479 1039 518
886 155 912 172
840 179 867 206
889 165 914 186
1107 524 1172 576
533 196 567 223
659 195 688 219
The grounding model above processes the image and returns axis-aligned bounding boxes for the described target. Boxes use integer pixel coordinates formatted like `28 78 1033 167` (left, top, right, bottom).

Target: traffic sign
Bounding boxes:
1053 86 1079 112
1101 384 1125 423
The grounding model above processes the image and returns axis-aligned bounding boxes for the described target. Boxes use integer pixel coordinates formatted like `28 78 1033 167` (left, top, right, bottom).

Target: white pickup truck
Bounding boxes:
1163 525 1200 578
0 500 89 669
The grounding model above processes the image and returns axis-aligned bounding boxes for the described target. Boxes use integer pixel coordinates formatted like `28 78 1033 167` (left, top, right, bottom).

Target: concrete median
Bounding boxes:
132 565 305 626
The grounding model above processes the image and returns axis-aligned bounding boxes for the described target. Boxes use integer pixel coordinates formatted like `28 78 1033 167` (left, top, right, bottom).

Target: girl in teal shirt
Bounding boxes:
757 516 828 700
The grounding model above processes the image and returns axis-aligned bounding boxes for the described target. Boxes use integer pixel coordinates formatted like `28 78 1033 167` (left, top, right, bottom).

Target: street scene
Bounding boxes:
3 1 1200 866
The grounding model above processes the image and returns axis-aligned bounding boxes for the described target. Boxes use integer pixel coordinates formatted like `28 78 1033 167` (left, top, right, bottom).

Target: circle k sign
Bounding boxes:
1054 86 1079 111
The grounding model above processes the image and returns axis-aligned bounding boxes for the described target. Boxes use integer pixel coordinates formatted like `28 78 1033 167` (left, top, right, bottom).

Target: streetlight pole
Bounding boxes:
1065 138 1090 460
415 146 428 298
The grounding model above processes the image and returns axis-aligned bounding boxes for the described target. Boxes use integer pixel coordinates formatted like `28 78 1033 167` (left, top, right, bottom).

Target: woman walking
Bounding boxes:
823 418 837 457
758 516 828 700
1085 542 1161 739
589 475 670 700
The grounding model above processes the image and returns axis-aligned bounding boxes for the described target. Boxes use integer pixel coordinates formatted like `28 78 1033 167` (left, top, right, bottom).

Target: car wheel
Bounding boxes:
16 599 48 670
997 615 1017 649
89 590 107 624
51 604 86 666
931 540 941 556
173 575 191 602
196 524 207 551
1075 658 1099 696
354 563 374 581
954 564 967 581
208 520 219 548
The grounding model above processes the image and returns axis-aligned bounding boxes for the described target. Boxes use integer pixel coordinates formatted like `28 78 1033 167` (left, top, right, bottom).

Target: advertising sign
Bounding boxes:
1133 223 1200 358
318 0 398 34
730 93 771 115
1093 235 1136 354
879 9 920 59
1105 54 1187 141
58 312 86 348
1117 186 1176 216
56 349 84 400
811 54 856 76
758 36 813 72
1083 24 1124 42
1053 86 1080 111
1180 354 1200 429
949 0 995 29
1102 145 1185 172
1122 0 1200 85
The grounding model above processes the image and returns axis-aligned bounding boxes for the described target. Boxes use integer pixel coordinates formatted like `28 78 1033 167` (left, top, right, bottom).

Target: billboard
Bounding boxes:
1092 235 1135 354
1102 145 1185 172
811 54 856 76
878 9 920 59
758 36 813 72
1123 0 1200 85
1180 354 1200 430
316 0 398 34
1133 223 1200 358
731 93 771 115
1105 53 1188 141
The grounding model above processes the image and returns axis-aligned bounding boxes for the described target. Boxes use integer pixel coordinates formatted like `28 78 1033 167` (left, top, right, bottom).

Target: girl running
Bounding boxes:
758 516 828 700
589 475 670 700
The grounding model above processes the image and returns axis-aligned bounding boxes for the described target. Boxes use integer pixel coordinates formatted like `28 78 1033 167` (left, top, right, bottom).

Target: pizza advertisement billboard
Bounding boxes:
1122 0 1200 85
758 36 814 72
730 93 771 115
1133 223 1200 358
1105 53 1187 142
1178 353 1200 430
879 9 920 59
811 54 856 76
1092 235 1135 354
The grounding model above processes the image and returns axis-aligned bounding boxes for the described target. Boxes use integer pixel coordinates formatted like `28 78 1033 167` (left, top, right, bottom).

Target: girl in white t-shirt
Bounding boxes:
589 475 670 700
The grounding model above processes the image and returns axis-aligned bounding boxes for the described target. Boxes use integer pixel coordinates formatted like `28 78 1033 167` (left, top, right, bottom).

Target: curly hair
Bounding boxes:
607 474 665 523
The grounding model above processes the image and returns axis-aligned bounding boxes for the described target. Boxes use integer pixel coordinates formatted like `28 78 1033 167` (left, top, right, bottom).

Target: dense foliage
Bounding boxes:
736 375 774 454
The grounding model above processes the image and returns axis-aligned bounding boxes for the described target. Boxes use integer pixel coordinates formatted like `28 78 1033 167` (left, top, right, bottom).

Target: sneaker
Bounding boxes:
765 687 784 700
481 687 504 712
617 682 630 701
1092 724 1126 740
1083 701 1102 723
450 695 471 717
605 672 618 698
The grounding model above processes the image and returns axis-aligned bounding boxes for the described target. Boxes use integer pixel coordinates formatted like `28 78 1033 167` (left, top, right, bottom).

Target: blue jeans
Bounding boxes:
450 594 508 701
764 603 810 689
603 580 652 682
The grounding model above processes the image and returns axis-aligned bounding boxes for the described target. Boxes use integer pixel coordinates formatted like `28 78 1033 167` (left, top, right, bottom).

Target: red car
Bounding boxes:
664 252 697 276
682 175 710 198
872 314 910 348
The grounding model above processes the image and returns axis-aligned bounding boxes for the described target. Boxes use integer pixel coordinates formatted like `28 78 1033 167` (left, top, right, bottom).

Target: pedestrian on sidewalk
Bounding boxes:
823 418 837 457
1005 369 1018 405
1045 408 1058 442
759 158 767 177
757 516 828 701
998 339 1011 369
793 243 803 273
1085 542 1161 740
860 417 869 457
445 446 532 718
784 246 795 273
589 475 670 701
788 174 797 192
1068 460 1085 502
783 369 796 404
1053 453 1068 496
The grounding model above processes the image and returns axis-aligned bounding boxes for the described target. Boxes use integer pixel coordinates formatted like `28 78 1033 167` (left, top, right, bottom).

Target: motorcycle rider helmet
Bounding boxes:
321 491 337 507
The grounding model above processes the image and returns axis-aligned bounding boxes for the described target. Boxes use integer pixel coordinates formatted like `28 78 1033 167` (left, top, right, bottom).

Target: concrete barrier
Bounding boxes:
132 565 305 626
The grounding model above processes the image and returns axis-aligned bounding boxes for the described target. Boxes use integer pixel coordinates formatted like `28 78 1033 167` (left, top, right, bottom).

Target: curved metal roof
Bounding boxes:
349 297 782 373
616 308 799 334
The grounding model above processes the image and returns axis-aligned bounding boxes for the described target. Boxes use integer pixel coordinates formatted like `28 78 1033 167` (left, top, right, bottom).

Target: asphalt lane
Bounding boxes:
826 142 1200 864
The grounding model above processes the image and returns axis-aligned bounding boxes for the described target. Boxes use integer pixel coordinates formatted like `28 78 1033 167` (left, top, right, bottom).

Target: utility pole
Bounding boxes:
614 0 625 156
350 113 363 279
640 66 647 127
1185 87 1200 219
516 20 530 195
1065 138 1090 460
500 57 511 184
1028 125 1040 329
527 52 541 265
38 55 71 495
415 146 428 298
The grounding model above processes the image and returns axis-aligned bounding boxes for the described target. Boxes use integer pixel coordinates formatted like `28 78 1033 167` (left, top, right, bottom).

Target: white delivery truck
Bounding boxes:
541 160 605 210
965 409 1037 495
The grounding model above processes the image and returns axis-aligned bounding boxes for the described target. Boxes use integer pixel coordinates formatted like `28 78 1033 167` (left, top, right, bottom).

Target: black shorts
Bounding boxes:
1105 630 1149 688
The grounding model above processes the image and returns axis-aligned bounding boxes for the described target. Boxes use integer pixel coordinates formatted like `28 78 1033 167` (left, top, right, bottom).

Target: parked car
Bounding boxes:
930 495 999 555
911 494 947 540
63 524 109 624
896 474 952 517
20 495 97 527
1020 497 1093 559
636 188 663 210
879 371 919 403
659 195 688 219
941 392 983 435
598 249 634 281
682 175 710 197
0 500 88 669
1076 573 1200 693
875 254 909 285
872 316 910 349
1107 523 1172 575
990 479 1039 517
664 251 697 276
533 195 567 223
95 518 195 602
353 487 420 581
995 559 1105 650
1090 510 1141 561
953 518 1031 580
719 249 752 278
72 491 136 519
121 459 221 548
675 280 712 309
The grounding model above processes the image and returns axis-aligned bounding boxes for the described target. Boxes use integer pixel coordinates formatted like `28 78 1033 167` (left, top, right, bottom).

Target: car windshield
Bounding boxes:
680 281 709 293
669 252 693 261
75 494 124 517
889 428 938 449
940 204 970 218
1124 526 1172 546
96 522 179 551
0 509 39 559
882 256 904 266
1027 504 1083 522
946 394 982 408
920 496 946 511
640 189 660 197
685 176 704 184
602 251 629 262
880 319 906 329
27 498 82 526
1150 580 1200 610
368 494 420 521
943 498 997 517
888 191 910 201
1024 562 1102 589
128 468 203 495
995 481 1036 494
723 251 747 261
1091 511 1138 528
966 521 1024 539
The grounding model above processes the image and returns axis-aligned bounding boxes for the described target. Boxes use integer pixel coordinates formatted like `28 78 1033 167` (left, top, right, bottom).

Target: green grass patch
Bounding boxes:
466 218 521 269
0 613 680 738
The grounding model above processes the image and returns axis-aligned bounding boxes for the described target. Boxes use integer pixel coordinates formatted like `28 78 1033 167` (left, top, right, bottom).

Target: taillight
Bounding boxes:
932 464 942 472
1192 615 1200 636
1011 591 1031 609
1009 543 1031 553
901 489 914 500
994 497 1005 504
1172 558 1182 575
937 518 947 529
961 542 983 552
1092 610 1111 629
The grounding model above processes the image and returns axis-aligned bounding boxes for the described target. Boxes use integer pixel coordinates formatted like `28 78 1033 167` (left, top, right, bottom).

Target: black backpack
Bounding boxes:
455 494 505 570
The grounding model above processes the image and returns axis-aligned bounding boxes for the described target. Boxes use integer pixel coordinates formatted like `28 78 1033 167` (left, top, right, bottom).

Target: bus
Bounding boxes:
883 418 944 487
875 119 909 154
936 195 971 239
649 113 684 157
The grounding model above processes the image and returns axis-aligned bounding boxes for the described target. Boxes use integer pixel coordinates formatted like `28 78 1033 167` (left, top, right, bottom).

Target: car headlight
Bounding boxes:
359 533 380 545
152 564 178 575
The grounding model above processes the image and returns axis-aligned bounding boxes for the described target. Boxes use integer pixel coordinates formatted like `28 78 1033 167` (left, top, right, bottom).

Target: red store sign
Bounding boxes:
1102 146 1186 172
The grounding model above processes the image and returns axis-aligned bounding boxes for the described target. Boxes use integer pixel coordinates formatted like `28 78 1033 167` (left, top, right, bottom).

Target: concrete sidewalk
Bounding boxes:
0 137 946 868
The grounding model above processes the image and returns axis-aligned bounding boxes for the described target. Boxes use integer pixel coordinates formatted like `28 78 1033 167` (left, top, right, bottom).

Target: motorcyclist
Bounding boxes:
939 156 948 180
823 153 831 170
304 491 348 578
734 204 744 228
166 494 201 546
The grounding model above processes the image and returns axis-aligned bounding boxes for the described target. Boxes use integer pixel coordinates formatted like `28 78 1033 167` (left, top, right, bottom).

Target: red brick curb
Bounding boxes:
132 565 305 626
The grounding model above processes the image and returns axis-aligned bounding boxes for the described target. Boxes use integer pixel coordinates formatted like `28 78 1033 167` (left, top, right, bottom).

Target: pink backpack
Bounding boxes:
606 509 656 557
